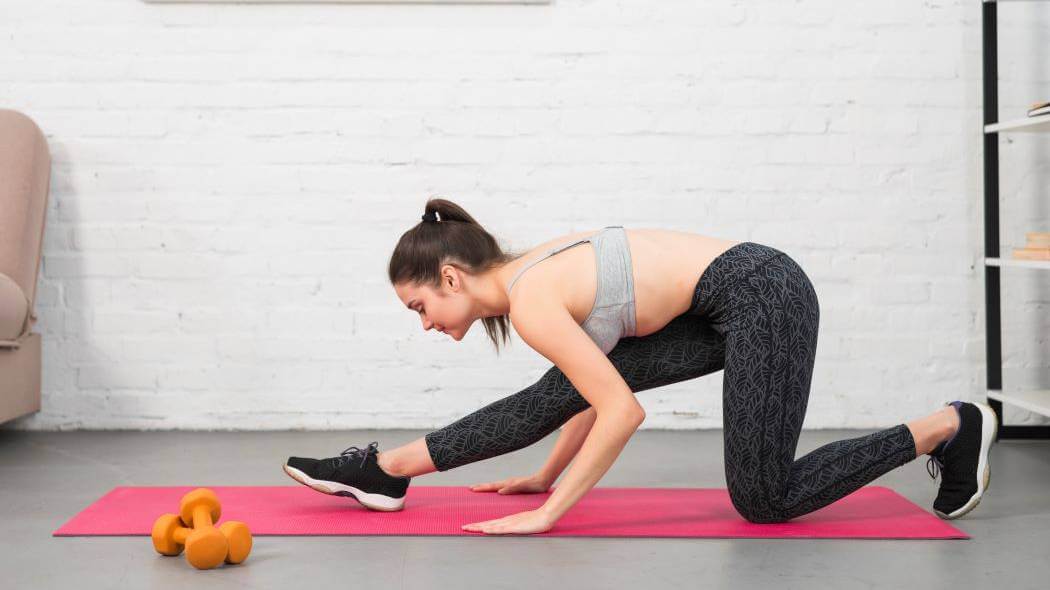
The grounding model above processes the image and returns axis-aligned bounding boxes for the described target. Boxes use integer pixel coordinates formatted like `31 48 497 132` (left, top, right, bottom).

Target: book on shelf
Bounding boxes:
1028 101 1050 117
1012 231 1050 260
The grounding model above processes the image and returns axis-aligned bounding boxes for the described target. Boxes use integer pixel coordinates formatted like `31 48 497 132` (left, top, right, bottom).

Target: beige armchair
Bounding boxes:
0 109 50 425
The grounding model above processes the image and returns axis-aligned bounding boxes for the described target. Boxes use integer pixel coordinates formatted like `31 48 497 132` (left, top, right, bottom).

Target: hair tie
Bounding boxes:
422 210 439 223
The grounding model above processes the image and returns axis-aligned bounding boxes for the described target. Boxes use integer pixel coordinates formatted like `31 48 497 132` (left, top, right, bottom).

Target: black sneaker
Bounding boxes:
283 441 411 511
926 401 998 519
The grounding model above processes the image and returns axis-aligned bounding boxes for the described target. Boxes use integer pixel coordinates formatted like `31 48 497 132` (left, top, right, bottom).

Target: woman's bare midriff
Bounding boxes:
505 228 741 339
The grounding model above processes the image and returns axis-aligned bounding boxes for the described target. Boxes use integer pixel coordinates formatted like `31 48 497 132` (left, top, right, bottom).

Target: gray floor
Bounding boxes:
3 427 1048 589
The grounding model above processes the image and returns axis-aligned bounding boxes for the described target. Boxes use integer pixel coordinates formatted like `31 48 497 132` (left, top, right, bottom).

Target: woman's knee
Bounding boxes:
739 508 790 524
733 501 790 524
727 483 791 524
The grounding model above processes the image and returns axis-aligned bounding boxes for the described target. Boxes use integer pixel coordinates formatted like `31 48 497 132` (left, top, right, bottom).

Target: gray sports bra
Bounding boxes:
506 225 637 355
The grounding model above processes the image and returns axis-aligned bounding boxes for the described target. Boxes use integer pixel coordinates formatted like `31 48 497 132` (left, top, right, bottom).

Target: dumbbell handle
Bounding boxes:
191 506 216 529
173 506 216 544
172 526 191 545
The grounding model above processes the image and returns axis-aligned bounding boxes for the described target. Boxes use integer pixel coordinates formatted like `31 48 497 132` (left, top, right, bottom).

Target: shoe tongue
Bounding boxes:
931 401 965 458
930 439 947 458
932 438 949 457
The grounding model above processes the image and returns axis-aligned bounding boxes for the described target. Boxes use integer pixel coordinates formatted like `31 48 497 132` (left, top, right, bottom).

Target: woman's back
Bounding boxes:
504 227 740 340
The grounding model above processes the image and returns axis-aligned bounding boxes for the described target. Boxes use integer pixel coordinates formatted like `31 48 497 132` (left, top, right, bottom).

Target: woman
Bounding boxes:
283 198 997 535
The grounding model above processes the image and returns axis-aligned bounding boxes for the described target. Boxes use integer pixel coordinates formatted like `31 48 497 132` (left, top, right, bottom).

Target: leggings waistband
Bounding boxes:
691 241 788 317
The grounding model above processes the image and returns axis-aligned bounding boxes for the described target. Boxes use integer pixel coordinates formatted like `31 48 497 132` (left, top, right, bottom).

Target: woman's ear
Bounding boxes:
442 265 458 290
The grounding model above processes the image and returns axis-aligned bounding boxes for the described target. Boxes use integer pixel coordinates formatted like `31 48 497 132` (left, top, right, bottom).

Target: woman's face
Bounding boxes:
394 268 473 341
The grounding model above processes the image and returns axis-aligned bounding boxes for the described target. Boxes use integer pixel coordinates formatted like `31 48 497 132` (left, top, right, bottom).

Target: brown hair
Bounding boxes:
387 197 524 355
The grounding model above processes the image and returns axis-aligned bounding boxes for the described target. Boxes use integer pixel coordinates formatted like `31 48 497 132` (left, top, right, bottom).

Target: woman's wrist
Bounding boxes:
535 469 557 487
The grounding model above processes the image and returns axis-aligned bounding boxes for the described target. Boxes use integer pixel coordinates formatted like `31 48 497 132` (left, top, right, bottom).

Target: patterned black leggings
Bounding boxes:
424 242 918 523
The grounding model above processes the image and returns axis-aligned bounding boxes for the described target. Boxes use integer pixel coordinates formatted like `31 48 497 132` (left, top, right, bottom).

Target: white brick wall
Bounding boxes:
3 0 1048 431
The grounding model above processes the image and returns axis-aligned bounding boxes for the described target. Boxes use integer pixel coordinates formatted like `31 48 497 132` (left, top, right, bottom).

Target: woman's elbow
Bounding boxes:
624 407 646 427
595 404 645 428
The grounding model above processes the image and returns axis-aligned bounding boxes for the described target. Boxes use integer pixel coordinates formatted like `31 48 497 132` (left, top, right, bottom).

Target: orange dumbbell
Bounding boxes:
151 488 252 569
178 489 253 566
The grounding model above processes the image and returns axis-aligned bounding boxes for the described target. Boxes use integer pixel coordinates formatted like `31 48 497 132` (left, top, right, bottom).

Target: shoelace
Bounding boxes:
332 441 380 469
926 454 943 480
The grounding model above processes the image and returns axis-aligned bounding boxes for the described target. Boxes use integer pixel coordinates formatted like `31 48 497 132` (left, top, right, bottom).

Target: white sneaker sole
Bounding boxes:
935 401 998 520
282 464 406 512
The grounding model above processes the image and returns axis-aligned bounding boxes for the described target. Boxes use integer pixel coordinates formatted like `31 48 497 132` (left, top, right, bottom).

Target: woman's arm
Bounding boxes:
536 406 597 485
538 407 644 523
506 296 645 526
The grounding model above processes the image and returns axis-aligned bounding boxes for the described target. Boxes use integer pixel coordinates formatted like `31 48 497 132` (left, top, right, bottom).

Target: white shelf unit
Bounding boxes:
987 390 1050 419
984 114 1050 133
980 0 1050 438
985 258 1050 270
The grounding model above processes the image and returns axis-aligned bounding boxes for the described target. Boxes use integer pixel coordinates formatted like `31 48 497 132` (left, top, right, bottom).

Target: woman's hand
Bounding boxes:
463 474 557 534
468 473 552 495
462 508 555 535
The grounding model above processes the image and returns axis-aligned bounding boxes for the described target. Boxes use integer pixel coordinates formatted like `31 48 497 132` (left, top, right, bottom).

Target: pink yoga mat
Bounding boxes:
53 485 967 539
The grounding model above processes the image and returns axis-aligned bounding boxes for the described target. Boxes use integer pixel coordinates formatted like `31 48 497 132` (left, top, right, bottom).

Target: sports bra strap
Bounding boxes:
506 227 615 294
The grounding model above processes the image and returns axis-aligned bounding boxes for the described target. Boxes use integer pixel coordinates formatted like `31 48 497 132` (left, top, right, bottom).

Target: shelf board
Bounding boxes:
985 114 1050 133
988 390 1050 418
985 257 1050 270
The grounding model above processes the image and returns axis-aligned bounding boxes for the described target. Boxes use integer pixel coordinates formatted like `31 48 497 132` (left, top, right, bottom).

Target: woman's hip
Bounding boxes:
689 242 819 333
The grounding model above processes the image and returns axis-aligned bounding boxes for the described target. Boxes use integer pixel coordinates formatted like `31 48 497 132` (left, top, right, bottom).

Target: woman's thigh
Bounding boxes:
424 311 728 471
719 253 821 517
611 311 727 393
